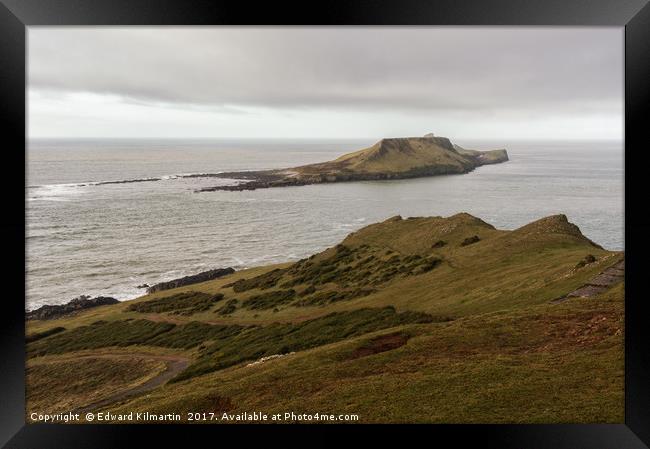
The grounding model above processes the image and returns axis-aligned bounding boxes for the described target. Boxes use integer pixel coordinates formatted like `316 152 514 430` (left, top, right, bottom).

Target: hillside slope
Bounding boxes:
26 213 623 423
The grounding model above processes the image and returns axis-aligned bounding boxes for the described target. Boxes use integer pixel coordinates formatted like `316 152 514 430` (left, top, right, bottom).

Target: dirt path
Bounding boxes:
71 353 190 414
553 259 624 303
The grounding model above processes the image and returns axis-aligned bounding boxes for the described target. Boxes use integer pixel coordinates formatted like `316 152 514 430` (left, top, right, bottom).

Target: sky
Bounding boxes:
28 27 623 141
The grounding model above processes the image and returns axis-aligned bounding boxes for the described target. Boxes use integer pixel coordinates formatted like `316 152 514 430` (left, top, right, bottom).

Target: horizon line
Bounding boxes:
27 136 625 142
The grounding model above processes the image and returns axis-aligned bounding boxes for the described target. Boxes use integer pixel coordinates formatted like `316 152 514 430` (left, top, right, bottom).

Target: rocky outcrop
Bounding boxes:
460 235 481 247
146 267 235 294
27 295 119 321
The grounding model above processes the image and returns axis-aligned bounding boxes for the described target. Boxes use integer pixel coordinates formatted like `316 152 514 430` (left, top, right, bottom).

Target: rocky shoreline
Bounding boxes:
145 267 235 293
27 267 237 320
27 295 119 320
196 164 479 192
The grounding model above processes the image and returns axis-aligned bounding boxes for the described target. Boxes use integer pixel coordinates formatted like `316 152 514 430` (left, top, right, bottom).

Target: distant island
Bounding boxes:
198 134 509 192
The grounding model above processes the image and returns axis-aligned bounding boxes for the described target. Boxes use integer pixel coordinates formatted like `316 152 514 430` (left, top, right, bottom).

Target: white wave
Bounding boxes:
101 286 142 302
175 171 224 177
94 176 162 185
333 221 365 231
27 183 86 202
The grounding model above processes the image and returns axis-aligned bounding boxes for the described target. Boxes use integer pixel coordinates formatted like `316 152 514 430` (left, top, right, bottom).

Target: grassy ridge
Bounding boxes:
26 214 619 332
25 213 624 422
105 284 623 423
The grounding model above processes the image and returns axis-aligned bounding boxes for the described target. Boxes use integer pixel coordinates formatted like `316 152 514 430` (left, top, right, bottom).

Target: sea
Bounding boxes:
26 138 624 309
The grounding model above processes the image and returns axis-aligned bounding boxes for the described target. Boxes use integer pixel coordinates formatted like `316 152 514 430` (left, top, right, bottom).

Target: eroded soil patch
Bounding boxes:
346 332 410 360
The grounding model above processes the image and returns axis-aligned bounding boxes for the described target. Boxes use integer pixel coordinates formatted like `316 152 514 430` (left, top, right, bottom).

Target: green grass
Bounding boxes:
228 268 288 292
27 306 438 384
126 291 224 315
242 289 296 310
28 320 176 356
146 321 245 349
296 288 375 306
28 319 245 355
215 298 238 315
26 326 66 343
105 284 624 423
279 243 441 294
173 306 436 382
27 355 166 415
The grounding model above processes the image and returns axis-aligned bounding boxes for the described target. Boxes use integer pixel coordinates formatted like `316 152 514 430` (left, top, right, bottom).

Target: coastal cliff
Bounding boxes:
198 134 508 192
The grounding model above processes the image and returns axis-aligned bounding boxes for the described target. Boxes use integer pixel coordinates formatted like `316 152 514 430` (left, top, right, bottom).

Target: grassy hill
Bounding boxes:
296 137 480 175
199 135 508 191
26 213 623 423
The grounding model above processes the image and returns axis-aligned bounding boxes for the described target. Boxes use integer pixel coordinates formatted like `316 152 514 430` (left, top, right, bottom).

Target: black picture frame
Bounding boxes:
2 1 649 447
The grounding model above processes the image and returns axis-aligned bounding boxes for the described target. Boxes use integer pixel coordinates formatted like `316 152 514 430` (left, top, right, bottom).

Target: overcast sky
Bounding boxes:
28 27 623 140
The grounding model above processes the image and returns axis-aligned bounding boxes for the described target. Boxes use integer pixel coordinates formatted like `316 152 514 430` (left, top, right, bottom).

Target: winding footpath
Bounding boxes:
553 259 624 303
72 353 189 414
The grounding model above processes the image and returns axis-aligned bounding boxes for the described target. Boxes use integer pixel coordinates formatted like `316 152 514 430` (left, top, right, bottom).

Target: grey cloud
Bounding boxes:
28 27 622 115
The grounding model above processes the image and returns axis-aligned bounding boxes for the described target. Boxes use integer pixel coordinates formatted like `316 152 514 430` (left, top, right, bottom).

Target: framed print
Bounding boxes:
1 0 649 447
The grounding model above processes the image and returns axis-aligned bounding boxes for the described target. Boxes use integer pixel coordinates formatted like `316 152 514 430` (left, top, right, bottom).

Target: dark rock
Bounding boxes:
136 283 150 289
460 235 481 247
95 177 161 185
432 240 447 249
575 254 597 269
27 295 119 321
146 267 235 294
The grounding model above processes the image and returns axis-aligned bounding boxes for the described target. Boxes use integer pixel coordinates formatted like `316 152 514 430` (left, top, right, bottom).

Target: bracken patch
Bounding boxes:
173 306 438 382
228 269 288 293
346 332 410 360
127 292 224 315
242 289 296 310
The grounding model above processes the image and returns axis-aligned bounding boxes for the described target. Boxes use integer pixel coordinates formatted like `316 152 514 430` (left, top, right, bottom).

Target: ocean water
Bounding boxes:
26 138 624 309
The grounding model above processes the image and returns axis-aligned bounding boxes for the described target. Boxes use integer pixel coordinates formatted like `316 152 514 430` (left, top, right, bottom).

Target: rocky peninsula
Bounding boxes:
198 134 508 192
